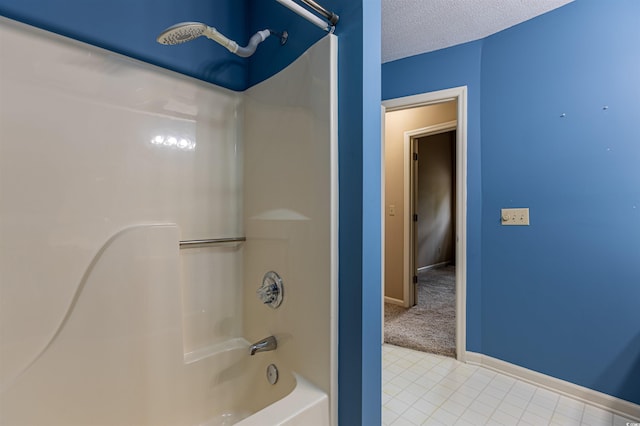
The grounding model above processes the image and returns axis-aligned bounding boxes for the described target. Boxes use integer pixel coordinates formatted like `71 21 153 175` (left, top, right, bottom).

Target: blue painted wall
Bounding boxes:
383 0 640 404
0 0 383 423
247 0 327 87
0 0 249 90
480 0 640 404
359 3 382 424
382 40 484 353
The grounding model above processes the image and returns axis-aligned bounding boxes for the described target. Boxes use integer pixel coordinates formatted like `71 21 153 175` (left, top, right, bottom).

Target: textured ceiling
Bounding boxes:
382 0 574 63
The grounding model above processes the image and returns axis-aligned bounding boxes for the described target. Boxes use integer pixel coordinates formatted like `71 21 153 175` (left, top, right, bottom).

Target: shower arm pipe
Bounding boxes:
275 0 338 32
205 27 272 57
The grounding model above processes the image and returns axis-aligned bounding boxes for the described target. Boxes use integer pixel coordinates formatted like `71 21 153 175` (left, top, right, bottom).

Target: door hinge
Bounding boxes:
413 275 418 284
413 214 418 222
413 153 418 161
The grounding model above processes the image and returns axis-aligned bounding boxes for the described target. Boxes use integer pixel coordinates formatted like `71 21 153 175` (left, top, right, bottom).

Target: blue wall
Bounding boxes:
0 0 249 90
480 0 640 404
384 0 640 404
247 0 327 87
382 40 484 353
0 0 383 423
358 3 382 424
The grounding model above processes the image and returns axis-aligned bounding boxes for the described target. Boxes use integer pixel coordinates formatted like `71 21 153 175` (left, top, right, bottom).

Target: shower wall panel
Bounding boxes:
242 34 337 412
0 17 244 424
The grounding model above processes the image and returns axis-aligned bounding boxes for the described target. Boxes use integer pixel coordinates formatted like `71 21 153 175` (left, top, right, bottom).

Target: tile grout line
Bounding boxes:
477 374 518 425
426 358 492 424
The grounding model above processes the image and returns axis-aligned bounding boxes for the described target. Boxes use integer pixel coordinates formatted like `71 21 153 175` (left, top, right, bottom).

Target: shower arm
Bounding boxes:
204 27 286 58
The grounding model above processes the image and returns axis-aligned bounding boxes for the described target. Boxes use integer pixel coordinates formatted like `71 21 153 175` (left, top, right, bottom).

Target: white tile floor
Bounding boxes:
383 344 637 426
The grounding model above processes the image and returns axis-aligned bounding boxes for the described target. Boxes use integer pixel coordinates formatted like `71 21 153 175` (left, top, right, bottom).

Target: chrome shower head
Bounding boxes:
157 22 208 45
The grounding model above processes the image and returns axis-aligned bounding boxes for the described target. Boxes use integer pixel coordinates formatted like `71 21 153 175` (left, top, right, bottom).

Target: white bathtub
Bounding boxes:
196 350 329 426
235 373 329 426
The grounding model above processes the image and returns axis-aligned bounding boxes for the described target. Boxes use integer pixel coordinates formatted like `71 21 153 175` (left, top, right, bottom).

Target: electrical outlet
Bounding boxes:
501 208 530 225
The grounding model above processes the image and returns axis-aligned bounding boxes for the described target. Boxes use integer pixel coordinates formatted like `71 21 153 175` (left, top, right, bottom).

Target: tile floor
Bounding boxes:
383 344 637 426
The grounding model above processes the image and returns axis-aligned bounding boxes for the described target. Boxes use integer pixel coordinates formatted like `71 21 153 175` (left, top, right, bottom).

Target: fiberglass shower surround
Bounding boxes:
156 0 339 56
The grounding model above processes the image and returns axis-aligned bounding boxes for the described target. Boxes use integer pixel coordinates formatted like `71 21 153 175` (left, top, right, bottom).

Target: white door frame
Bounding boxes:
382 86 468 361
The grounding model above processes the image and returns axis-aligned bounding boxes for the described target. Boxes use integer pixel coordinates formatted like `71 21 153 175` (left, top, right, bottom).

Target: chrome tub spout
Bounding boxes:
249 336 277 355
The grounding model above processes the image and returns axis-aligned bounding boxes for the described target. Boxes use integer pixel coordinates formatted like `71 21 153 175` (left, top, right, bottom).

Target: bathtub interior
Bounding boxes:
0 16 335 426
198 353 297 425
235 374 330 426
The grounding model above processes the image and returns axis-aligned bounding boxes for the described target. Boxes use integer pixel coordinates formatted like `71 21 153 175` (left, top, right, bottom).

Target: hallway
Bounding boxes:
384 266 456 357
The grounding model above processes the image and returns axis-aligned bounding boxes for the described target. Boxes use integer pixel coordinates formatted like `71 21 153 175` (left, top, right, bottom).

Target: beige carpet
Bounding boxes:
384 265 456 357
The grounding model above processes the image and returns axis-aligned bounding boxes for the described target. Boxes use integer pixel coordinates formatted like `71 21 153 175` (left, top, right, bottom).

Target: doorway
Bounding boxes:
381 87 467 361
410 125 457 307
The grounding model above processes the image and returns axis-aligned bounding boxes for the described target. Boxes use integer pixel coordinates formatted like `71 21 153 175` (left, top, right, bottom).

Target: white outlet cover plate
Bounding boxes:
501 208 530 225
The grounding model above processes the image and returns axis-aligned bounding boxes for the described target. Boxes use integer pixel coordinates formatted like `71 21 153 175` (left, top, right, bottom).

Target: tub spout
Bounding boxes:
249 336 277 355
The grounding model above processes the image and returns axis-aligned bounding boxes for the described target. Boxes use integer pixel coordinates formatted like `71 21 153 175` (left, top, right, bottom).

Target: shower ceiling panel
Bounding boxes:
382 0 574 63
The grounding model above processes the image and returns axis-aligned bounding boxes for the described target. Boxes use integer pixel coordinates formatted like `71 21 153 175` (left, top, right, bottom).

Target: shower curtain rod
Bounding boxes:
275 0 339 32
300 0 339 26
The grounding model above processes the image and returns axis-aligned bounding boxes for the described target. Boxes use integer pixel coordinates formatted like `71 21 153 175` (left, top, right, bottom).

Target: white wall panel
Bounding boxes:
0 17 337 425
0 18 244 424
242 35 337 403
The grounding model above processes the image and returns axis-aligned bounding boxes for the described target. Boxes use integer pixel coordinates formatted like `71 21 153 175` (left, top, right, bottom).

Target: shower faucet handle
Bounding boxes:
257 284 278 303
257 271 284 309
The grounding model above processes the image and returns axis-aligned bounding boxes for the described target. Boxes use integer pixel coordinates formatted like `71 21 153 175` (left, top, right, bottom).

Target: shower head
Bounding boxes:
156 22 208 45
157 22 286 58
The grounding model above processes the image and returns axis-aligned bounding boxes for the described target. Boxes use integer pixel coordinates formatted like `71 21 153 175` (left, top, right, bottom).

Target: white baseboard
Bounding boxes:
384 296 405 306
417 261 452 272
465 352 640 421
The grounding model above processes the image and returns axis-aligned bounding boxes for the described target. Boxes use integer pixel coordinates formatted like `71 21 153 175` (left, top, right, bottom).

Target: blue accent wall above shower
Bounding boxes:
247 0 328 88
384 0 640 405
0 0 249 91
0 0 356 92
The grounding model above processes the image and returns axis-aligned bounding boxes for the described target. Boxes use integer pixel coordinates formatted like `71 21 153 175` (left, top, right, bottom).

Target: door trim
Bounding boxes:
382 86 468 361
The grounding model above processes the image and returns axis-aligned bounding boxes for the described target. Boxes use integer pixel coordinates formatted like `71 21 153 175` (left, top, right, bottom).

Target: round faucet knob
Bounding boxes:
257 271 284 308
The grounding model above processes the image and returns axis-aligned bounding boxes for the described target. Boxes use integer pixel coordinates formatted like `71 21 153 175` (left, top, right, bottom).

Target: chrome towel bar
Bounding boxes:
179 237 246 248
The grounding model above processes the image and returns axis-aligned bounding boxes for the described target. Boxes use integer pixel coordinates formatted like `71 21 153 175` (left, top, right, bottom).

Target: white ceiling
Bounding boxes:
381 0 574 63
